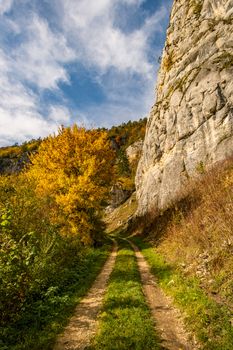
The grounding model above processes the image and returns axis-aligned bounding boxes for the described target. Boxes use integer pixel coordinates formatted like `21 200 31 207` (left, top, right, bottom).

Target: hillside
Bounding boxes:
0 119 146 180
151 159 233 311
104 157 233 349
0 119 146 210
0 139 41 174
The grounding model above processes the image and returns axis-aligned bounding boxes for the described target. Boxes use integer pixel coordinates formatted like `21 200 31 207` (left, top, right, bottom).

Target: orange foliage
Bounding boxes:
26 125 115 244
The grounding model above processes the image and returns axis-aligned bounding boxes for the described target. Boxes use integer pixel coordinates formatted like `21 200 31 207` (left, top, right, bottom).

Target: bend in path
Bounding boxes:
129 241 198 350
53 243 117 350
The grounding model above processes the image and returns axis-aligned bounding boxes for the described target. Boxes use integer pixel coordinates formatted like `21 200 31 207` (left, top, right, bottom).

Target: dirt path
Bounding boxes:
129 241 198 350
53 243 117 350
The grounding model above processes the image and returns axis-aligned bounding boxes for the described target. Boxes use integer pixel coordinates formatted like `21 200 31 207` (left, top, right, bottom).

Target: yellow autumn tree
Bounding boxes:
26 125 115 244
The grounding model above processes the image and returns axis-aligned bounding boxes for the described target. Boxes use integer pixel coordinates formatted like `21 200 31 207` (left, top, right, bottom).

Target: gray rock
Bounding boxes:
0 152 30 174
109 183 132 208
136 0 233 216
126 140 143 164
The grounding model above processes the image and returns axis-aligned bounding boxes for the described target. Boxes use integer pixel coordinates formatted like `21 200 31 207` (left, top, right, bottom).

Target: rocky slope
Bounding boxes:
136 0 233 215
0 141 40 175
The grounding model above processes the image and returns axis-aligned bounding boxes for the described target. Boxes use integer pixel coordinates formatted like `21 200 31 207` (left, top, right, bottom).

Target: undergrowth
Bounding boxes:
89 240 160 350
1 243 111 350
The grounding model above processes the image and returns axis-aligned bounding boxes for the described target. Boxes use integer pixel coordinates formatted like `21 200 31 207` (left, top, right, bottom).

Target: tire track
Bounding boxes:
53 243 117 350
129 240 197 350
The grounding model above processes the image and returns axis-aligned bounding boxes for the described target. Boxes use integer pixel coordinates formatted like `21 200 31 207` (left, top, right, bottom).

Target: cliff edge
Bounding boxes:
136 0 233 215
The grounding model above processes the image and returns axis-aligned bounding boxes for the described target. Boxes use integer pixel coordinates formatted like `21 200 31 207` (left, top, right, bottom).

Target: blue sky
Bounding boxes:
0 0 173 146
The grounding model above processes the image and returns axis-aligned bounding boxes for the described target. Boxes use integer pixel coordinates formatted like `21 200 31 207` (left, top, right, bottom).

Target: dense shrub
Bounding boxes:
0 125 114 338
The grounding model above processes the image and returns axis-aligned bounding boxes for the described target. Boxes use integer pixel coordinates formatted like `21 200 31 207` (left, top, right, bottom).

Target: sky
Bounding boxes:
0 0 173 146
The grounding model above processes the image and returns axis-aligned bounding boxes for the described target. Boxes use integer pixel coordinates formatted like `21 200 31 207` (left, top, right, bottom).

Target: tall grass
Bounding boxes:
132 158 233 306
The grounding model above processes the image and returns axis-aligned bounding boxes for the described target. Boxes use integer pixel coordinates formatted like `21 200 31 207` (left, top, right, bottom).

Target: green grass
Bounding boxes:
89 240 161 350
132 237 233 350
1 244 111 350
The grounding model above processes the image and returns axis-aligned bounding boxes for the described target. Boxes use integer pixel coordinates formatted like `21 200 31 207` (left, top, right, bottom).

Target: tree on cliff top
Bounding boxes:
26 125 115 244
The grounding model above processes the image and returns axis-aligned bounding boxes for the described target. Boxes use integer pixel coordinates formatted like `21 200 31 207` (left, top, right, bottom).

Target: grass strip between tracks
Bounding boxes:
89 239 160 350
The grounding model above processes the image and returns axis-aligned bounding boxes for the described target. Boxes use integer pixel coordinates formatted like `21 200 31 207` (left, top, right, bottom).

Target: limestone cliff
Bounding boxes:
126 140 143 165
136 0 233 215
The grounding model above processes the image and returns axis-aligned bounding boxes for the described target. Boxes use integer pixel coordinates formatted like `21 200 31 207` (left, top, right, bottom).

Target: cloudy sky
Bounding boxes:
0 0 172 146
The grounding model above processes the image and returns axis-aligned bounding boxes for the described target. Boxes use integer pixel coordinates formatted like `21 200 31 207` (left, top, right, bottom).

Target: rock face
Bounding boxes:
136 0 233 216
108 183 132 209
126 140 143 165
0 153 29 175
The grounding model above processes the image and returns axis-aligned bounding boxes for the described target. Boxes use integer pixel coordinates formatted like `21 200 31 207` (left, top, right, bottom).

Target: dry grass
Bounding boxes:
132 158 233 307
161 160 233 253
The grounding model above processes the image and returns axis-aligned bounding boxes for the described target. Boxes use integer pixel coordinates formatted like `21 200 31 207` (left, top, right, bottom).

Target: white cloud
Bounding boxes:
58 0 166 126
48 106 71 124
0 48 71 146
61 0 167 76
0 8 76 145
14 15 75 90
77 70 156 128
62 0 112 28
0 0 14 15
0 111 54 144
